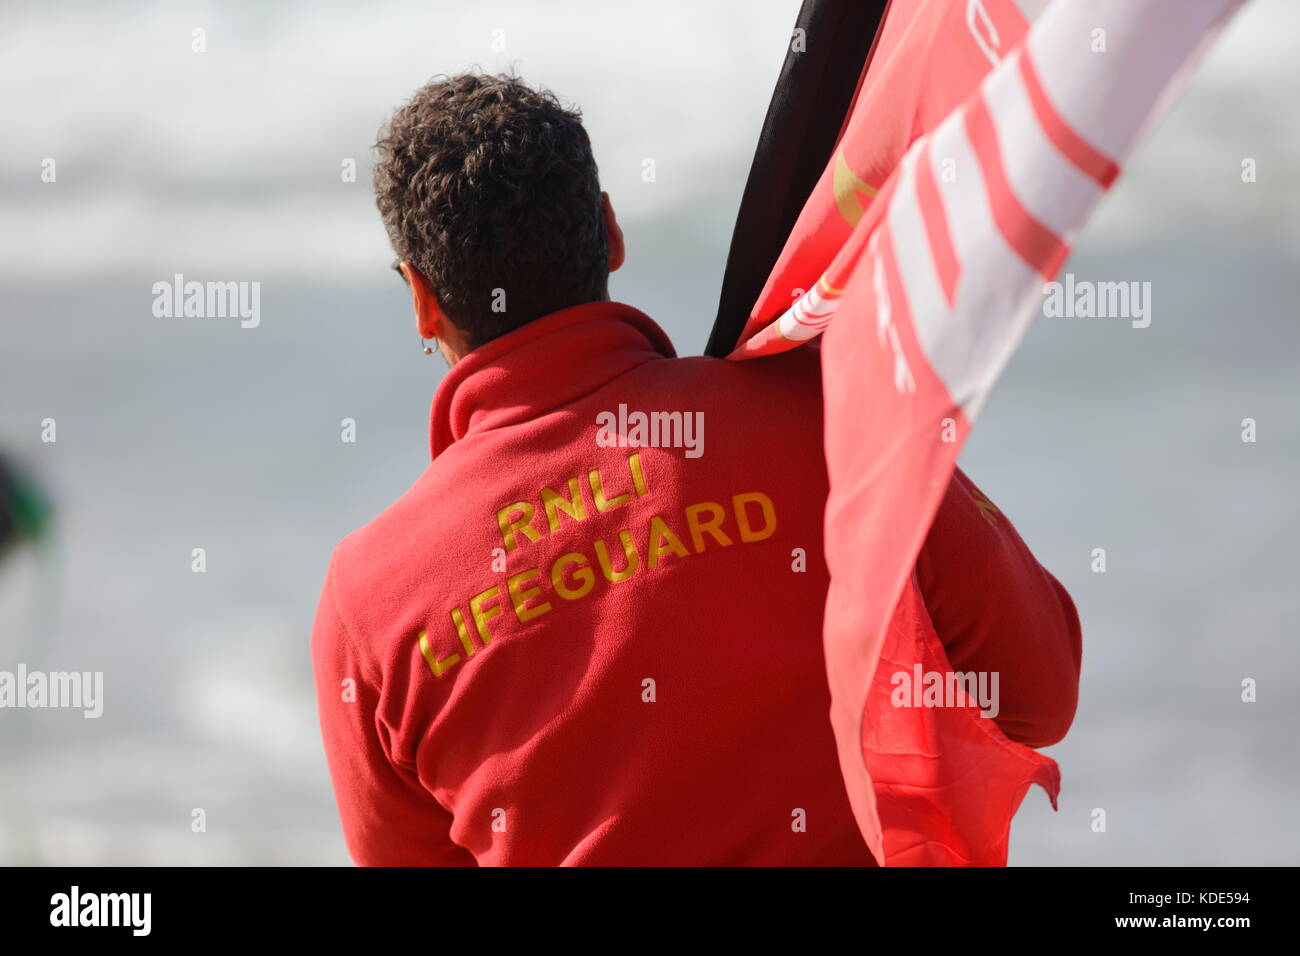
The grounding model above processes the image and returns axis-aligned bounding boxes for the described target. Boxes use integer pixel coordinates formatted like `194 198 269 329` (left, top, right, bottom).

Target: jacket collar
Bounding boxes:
429 301 677 460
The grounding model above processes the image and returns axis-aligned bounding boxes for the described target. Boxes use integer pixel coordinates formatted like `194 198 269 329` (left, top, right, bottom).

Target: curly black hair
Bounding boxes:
374 72 610 349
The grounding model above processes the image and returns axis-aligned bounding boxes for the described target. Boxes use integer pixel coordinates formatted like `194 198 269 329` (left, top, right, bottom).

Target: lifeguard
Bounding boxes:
421 461 778 678
311 72 1081 866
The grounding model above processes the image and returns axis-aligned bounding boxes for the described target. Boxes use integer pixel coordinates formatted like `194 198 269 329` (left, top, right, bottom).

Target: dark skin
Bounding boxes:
399 191 626 367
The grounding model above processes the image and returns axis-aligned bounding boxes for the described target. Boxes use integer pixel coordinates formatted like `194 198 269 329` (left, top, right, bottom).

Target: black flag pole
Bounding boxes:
705 0 891 358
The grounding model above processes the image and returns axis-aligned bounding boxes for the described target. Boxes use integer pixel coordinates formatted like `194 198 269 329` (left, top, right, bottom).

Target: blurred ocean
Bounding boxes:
1 0 1297 864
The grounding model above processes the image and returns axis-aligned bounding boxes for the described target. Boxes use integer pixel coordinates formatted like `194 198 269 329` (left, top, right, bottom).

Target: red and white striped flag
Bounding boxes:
727 0 1247 865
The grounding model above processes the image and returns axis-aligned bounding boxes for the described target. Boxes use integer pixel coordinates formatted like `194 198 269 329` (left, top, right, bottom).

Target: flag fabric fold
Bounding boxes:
718 0 1246 864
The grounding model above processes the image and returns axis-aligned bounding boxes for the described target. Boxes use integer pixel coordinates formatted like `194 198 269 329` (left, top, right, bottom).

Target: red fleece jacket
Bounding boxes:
311 301 1080 866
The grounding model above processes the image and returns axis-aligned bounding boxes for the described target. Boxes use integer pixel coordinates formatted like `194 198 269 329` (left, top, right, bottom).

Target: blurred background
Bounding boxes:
1 0 1296 865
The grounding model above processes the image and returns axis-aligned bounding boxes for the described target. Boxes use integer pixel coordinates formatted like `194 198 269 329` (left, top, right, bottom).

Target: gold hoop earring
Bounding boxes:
421 337 436 355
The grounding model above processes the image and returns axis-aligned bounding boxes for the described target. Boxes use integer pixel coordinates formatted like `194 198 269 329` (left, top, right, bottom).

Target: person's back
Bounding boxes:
315 300 874 864
311 70 1080 866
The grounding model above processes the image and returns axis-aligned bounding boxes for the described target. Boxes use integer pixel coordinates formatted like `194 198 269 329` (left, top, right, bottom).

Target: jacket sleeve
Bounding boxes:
915 467 1082 748
311 554 477 866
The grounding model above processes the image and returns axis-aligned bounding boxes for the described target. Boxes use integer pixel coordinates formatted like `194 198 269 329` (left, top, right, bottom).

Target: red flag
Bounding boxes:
726 0 1247 864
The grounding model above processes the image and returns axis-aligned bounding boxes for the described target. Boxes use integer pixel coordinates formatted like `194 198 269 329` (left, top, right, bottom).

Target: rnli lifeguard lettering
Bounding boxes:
417 452 777 677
